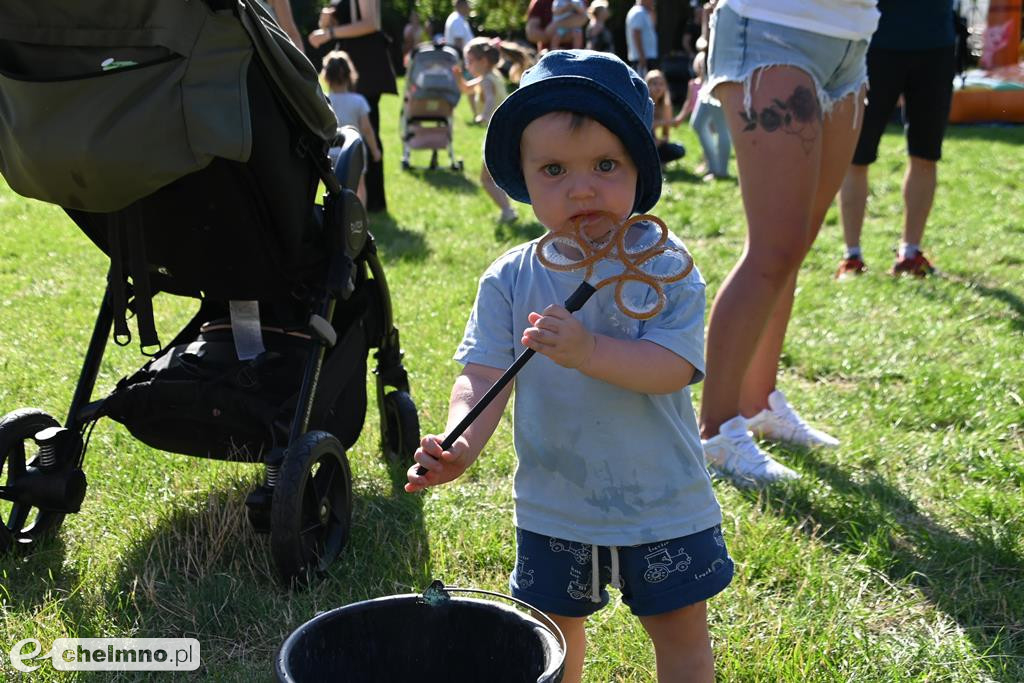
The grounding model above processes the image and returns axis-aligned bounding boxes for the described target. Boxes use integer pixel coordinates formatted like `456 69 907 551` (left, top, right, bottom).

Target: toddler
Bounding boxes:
321 50 381 206
454 37 517 223
644 70 686 166
549 0 586 50
406 50 732 683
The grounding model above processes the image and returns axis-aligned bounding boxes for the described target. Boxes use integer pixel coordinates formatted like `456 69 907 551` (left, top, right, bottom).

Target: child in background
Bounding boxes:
454 37 517 223
321 50 382 206
585 0 615 53
644 70 686 166
549 0 587 50
407 50 732 683
495 40 537 84
688 49 731 181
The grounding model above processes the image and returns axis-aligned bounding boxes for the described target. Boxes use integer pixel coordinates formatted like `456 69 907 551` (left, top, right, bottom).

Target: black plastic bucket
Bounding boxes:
276 584 565 682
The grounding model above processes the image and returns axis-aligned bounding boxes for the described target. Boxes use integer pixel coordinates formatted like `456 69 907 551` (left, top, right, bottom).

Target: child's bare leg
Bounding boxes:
548 613 586 683
571 28 584 49
480 165 511 212
638 601 714 682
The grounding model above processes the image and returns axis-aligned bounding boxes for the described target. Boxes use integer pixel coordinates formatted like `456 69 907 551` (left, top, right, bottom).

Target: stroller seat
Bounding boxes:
0 0 419 586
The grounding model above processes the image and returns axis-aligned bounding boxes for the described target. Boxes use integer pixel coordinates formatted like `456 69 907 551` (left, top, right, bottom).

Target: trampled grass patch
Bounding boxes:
0 84 1021 681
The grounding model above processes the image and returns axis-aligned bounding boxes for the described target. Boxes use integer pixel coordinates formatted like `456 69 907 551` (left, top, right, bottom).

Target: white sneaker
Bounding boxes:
746 389 839 449
702 416 800 487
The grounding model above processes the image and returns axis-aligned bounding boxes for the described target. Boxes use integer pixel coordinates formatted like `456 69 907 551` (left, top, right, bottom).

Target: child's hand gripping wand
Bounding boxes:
414 213 693 476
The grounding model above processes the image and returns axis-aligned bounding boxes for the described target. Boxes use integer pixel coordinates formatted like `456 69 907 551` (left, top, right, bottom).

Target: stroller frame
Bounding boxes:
0 130 420 586
0 0 421 585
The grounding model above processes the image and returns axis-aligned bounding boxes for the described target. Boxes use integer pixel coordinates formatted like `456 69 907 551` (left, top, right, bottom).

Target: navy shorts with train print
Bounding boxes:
509 526 733 618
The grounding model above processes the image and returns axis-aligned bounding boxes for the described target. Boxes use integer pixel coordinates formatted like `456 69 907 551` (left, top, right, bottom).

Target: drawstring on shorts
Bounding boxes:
590 544 622 603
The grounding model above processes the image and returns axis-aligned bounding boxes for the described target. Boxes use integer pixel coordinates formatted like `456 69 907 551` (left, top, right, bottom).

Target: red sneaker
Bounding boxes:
890 251 934 277
835 256 867 280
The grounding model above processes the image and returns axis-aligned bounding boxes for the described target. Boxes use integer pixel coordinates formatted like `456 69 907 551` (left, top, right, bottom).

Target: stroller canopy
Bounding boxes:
407 43 461 108
0 0 338 212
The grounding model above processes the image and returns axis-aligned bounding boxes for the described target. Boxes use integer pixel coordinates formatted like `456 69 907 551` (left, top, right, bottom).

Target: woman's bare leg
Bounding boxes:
700 68 824 438
738 88 867 416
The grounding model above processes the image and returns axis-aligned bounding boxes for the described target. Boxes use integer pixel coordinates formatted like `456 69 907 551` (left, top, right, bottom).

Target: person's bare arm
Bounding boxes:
267 0 304 48
309 0 379 47
633 28 647 69
358 113 381 161
525 16 547 46
653 102 675 129
522 305 695 394
478 76 498 123
547 10 588 40
405 363 511 492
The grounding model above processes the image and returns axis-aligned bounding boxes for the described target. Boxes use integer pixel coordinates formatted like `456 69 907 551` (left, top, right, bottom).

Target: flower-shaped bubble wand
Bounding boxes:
415 212 693 474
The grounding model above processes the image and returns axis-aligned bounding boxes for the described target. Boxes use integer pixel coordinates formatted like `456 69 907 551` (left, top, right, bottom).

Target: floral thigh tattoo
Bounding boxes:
738 85 821 154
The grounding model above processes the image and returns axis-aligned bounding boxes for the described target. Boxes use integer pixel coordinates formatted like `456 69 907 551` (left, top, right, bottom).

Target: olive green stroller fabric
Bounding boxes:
0 0 337 212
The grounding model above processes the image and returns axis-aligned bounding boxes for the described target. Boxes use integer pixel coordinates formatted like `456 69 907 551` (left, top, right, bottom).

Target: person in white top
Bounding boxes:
625 0 658 75
444 0 474 53
697 0 880 487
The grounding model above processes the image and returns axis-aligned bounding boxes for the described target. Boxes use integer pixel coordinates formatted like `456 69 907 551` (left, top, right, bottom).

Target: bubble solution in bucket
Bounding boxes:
276 582 565 683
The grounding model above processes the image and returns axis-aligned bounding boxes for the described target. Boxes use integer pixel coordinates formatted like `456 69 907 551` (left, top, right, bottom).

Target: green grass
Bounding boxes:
0 85 1022 681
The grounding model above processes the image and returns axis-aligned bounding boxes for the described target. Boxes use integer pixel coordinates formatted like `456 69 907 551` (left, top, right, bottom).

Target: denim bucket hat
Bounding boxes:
484 49 661 214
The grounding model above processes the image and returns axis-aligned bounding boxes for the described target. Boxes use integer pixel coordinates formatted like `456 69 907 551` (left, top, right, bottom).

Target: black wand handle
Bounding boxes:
415 281 597 476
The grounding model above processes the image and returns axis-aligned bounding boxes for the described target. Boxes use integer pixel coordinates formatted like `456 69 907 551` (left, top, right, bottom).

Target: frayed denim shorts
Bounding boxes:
702 4 869 119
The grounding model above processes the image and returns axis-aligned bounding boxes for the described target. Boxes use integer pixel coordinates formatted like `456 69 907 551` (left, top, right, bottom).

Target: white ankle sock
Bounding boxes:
899 243 920 259
844 246 862 260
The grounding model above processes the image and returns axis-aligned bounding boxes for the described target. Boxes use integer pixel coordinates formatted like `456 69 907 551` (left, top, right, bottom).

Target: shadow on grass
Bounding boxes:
0 536 84 613
368 211 429 263
397 165 477 194
662 165 738 186
960 278 1024 332
493 219 545 243
662 165 705 184
91 469 431 675
749 448 1023 681
922 271 1024 333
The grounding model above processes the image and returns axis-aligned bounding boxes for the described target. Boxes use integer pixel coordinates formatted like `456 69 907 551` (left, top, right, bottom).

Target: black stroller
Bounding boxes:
0 0 419 585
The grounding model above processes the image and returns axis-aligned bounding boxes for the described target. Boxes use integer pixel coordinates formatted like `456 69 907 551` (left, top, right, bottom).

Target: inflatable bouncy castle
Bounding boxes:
950 1 1024 123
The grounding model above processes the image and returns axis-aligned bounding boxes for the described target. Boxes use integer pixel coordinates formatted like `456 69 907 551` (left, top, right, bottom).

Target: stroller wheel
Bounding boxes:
0 409 69 552
270 431 352 588
381 391 420 466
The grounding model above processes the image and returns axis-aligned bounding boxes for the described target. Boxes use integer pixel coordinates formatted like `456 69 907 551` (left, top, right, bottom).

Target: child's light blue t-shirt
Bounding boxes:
455 224 723 546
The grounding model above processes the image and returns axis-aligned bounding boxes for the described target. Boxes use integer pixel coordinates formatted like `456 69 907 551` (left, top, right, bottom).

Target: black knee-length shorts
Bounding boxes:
852 45 956 165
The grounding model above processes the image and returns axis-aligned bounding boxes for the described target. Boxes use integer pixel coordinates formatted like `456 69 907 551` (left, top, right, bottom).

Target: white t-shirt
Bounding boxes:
328 91 370 129
625 5 658 62
722 0 879 42
443 11 474 50
327 91 371 171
